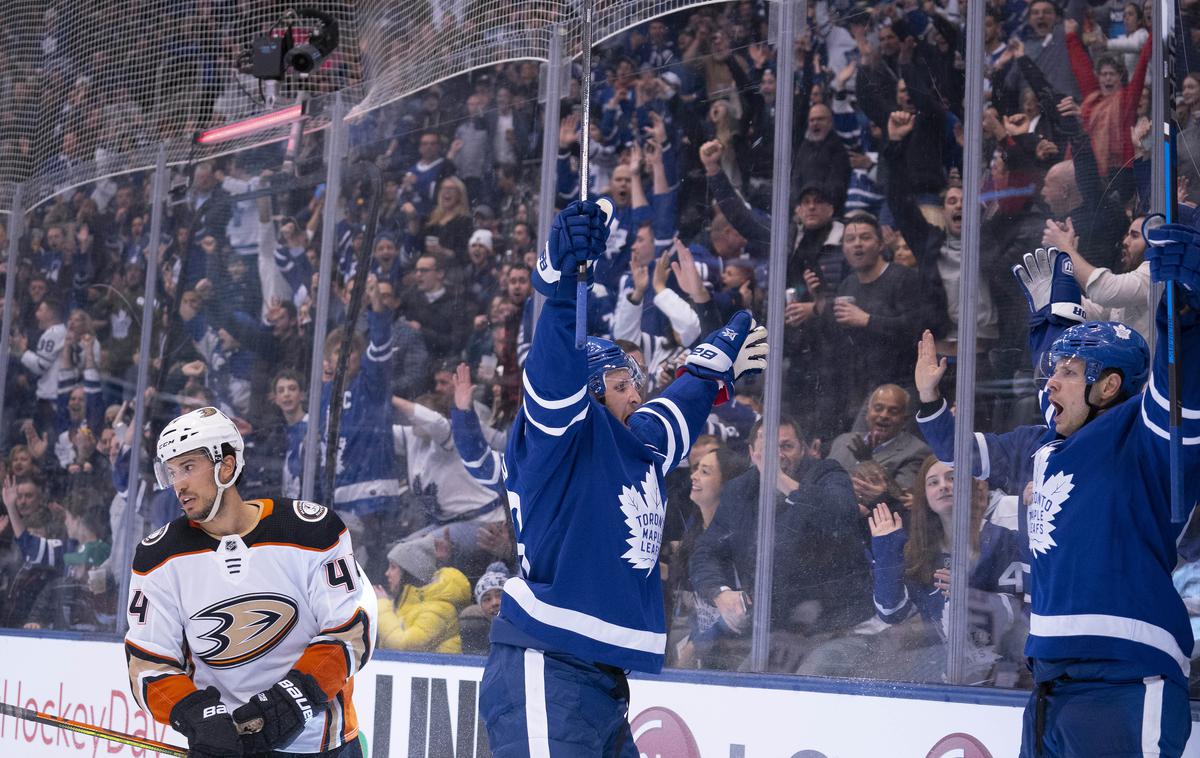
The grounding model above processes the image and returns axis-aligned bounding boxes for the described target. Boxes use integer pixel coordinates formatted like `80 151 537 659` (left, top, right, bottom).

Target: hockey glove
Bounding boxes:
1012 247 1085 325
232 669 326 753
169 686 243 758
534 198 611 299
1144 219 1200 310
679 311 768 404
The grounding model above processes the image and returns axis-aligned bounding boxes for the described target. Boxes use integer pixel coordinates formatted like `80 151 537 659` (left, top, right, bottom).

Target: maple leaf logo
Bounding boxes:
1114 323 1131 340
618 466 666 574
1028 449 1073 557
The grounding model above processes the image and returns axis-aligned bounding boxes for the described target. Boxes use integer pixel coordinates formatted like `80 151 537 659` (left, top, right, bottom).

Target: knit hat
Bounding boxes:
386 536 437 585
469 229 494 252
474 561 510 605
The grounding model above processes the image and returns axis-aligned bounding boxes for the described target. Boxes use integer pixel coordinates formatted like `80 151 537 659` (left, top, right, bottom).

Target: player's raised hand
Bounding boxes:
1012 246 1085 324
680 311 767 404
915 329 948 403
534 199 610 299
169 686 244 758
1144 216 1200 309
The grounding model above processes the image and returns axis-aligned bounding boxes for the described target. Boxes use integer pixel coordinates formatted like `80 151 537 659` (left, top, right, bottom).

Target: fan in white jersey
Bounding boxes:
124 406 376 758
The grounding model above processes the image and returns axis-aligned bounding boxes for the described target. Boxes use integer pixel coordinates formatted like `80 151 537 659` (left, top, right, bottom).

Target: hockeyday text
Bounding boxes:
0 679 172 757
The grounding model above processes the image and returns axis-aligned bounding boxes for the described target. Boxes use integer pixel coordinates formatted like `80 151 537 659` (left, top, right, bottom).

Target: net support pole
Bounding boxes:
0 185 25 448
946 0 986 685
531 25 567 337
116 143 167 635
301 92 347 503
748 0 800 673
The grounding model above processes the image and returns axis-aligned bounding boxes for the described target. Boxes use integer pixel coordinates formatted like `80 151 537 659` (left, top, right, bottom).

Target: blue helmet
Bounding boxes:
586 337 645 398
1041 321 1149 398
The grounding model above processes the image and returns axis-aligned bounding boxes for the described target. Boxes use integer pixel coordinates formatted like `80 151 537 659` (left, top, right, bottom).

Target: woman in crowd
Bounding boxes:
867 455 1027 684
376 535 472 653
422 176 473 268
665 439 749 668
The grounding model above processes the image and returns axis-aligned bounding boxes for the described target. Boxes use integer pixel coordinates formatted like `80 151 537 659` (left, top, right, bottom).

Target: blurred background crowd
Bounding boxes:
3 0 1200 691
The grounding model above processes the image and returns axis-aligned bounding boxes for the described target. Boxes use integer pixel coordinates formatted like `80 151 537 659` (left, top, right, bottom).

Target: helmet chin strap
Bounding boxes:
195 458 235 524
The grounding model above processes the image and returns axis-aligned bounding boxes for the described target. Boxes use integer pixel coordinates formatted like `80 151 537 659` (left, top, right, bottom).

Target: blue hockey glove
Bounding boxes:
679 311 767 404
1144 219 1200 310
534 198 610 299
1012 247 1085 325
169 687 243 758
233 670 325 753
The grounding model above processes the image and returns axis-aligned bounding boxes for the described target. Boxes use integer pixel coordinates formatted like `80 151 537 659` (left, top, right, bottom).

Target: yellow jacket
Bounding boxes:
377 567 472 653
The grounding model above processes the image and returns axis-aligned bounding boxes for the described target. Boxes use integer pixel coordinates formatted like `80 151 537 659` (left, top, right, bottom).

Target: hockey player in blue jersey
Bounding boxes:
479 199 767 757
914 237 1200 757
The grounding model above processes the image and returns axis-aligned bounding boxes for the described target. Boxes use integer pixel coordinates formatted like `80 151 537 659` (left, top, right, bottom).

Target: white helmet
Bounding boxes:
155 407 245 523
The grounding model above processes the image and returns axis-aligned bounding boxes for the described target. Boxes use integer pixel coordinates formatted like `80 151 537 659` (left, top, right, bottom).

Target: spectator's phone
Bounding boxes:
478 354 497 381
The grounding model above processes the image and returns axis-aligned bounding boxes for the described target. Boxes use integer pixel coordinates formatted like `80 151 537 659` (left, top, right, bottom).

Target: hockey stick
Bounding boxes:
574 0 595 349
0 700 187 757
1152 0 1187 522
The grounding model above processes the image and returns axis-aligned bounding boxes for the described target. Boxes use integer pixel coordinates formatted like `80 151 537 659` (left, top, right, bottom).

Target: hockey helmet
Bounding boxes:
155 406 245 523
586 337 645 399
1039 321 1149 399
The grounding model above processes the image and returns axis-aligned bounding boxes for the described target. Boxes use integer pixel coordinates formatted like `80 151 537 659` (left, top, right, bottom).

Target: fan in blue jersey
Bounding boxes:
914 239 1200 757
479 199 767 758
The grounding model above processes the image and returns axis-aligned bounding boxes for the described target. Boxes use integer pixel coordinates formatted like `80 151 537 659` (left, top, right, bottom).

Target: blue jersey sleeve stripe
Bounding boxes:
504 577 667 654
916 399 948 423
366 343 395 362
1147 373 1200 418
975 433 991 479
874 586 911 618
521 401 589 437
644 397 691 460
522 371 587 410
632 407 677 472
461 447 493 468
1139 396 1200 444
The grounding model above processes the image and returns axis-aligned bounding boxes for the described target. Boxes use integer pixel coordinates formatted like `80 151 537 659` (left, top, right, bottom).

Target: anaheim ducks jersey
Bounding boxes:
124 498 376 754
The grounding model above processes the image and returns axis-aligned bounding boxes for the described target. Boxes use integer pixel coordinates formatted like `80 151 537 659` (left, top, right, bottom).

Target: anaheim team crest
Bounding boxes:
191 592 299 669
619 466 665 574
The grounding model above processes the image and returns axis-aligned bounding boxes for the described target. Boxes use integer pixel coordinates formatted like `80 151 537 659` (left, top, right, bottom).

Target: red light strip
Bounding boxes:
195 105 304 145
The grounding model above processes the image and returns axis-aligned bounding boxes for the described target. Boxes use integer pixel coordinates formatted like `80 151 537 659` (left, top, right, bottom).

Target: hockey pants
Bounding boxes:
480 642 638 758
1019 666 1190 757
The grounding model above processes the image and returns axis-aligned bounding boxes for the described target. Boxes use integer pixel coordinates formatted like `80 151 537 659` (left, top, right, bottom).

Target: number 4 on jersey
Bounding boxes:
128 590 149 624
324 557 357 593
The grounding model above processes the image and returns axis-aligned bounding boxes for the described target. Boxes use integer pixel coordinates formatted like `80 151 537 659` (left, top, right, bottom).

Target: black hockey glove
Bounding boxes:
169 686 243 758
233 669 326 753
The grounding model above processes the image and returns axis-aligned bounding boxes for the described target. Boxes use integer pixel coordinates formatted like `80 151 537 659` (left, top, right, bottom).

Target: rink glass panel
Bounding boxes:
2 0 1198 704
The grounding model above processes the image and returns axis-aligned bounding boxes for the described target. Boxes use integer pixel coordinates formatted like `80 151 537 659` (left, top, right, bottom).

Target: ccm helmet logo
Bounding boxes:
278 679 315 722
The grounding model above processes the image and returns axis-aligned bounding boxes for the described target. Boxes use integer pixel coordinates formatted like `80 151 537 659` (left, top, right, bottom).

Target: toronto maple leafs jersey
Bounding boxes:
317 310 402 514
492 298 719 673
124 498 377 753
919 302 1200 685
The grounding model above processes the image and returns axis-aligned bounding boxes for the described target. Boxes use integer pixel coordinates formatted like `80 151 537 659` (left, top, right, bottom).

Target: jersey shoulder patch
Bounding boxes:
132 517 215 575
248 498 344 552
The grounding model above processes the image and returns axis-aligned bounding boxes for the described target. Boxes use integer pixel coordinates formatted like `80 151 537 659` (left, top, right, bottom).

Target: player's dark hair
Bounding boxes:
220 442 245 488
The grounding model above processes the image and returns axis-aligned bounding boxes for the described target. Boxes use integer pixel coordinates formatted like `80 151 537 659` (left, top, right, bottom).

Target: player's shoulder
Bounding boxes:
132 517 214 575
248 498 346 552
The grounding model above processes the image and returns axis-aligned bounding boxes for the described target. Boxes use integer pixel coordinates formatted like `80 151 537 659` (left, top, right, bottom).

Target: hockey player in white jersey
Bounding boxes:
915 235 1200 756
479 199 767 757
124 406 376 757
